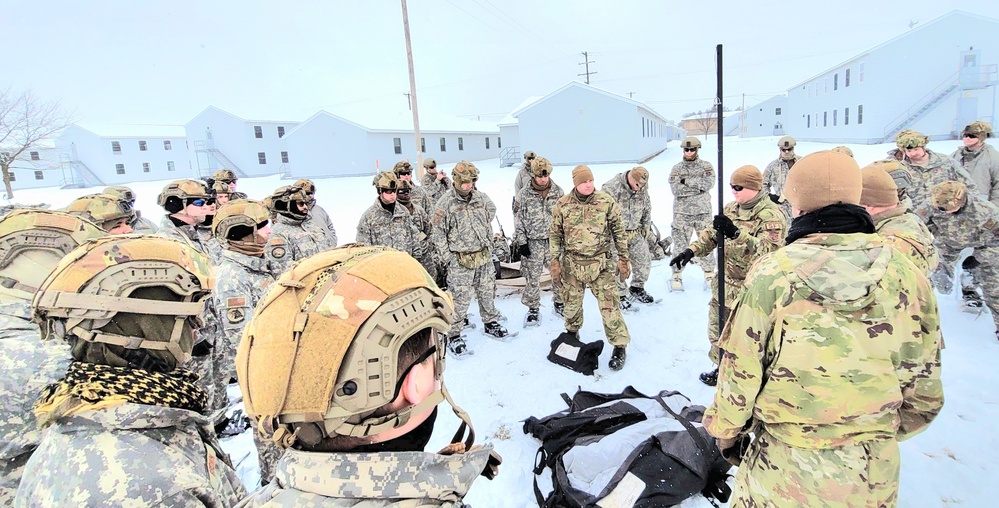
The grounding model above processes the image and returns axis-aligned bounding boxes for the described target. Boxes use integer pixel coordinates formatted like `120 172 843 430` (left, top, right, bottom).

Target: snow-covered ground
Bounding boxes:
11 136 996 507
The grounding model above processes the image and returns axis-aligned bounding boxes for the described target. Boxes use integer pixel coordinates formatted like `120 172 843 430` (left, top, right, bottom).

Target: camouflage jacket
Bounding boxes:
267 214 335 275
702 233 943 449
196 225 224 264
932 195 999 250
762 155 801 201
401 201 433 251
513 162 534 202
132 210 159 234
514 182 564 244
213 250 276 345
952 143 999 205
550 190 629 261
356 200 422 257
431 188 496 261
304 204 338 247
905 149 978 222
601 172 651 232
669 158 714 216
872 207 939 276
236 447 494 507
157 218 224 348
421 173 450 208
0 315 71 505
688 191 786 282
16 404 247 507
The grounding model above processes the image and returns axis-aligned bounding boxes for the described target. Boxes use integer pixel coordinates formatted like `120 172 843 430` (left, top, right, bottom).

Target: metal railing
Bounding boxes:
881 71 960 142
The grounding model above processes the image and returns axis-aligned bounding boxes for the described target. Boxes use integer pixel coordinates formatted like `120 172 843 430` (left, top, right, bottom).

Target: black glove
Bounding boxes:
680 178 686 185
769 193 781 204
669 248 695 270
518 243 531 258
191 340 213 357
713 214 739 240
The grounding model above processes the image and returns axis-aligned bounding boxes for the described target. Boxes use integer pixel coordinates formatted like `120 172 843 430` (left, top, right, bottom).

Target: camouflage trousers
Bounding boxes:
447 258 501 335
708 275 744 365
521 239 561 309
560 255 631 347
0 451 30 506
732 431 899 508
934 245 999 329
249 417 283 486
416 249 437 282
612 231 651 295
671 214 716 275
931 244 970 294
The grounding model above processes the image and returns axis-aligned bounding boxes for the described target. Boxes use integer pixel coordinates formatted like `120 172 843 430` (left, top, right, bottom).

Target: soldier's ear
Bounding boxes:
399 360 435 406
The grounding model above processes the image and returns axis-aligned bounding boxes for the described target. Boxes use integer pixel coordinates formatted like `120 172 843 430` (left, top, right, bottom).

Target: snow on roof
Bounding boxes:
512 81 667 123
318 100 498 133
74 123 187 138
499 96 542 126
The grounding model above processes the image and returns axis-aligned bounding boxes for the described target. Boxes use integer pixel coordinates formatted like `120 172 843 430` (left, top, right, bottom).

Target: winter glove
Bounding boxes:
769 193 781 204
680 178 686 185
717 435 751 467
669 248 695 270
518 243 531 258
713 214 739 240
549 259 562 285
191 339 213 358
617 258 631 283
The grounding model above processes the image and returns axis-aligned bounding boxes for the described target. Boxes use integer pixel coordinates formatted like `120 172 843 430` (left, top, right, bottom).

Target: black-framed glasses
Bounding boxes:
397 171 412 177
780 148 794 153
730 184 744 191
526 156 536 161
379 188 398 194
964 133 978 139
427 164 436 169
398 187 412 195
189 198 215 207
683 148 697 153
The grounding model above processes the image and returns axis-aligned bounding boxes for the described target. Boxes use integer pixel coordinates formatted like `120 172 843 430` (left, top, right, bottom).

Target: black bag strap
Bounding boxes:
653 393 711 456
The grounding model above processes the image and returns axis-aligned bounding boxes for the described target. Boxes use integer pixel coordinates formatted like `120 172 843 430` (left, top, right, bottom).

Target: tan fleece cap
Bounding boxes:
860 163 899 207
784 151 862 213
572 165 594 186
731 165 763 191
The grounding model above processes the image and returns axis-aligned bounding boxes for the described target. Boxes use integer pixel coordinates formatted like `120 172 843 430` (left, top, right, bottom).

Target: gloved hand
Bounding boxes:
717 435 751 467
713 214 739 240
191 339 213 357
669 248 695 270
518 243 531 258
549 259 562 284
680 178 686 185
617 258 631 283
769 193 781 204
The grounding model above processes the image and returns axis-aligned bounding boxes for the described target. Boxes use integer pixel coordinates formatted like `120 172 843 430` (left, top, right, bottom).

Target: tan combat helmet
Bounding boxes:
213 199 270 243
212 169 238 184
0 210 106 301
157 179 212 214
103 185 137 205
523 151 537 160
392 160 413 175
236 245 481 450
294 178 316 195
372 171 400 192
32 235 215 371
530 157 553 178
267 185 311 221
423 158 436 169
963 121 993 139
931 181 969 212
680 137 701 150
895 129 928 149
65 193 136 232
452 161 479 184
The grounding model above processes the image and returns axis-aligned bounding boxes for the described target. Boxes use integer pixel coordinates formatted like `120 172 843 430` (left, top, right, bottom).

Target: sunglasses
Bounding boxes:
189 198 215 207
379 188 398 194
218 179 234 184
427 164 436 169
526 157 536 161
964 133 978 139
683 148 697 153
730 185 744 191
780 148 794 153
397 171 412 177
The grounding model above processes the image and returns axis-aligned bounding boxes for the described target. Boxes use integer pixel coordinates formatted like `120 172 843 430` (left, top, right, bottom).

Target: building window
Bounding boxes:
858 105 864 124
845 69 851 87
824 78 828 93
858 63 865 83
167 161 176 171
164 140 172 150
34 170 43 180
845 107 850 125
440 137 446 152
485 137 490 149
257 152 267 164
833 110 838 126
775 107 782 116
420 137 426 153
111 141 121 154
823 112 827 127
7 172 14 182
458 137 464 151
139 140 147 151
281 151 289 163
142 163 150 173
807 115 811 128
642 118 646 137
115 164 125 174
30 151 40 160
278 126 285 138
834 73 838 91
393 138 402 155
498 137 502 148
254 126 263 138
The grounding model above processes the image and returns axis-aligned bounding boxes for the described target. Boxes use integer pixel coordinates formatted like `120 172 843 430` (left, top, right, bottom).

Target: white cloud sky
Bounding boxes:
5 0 997 124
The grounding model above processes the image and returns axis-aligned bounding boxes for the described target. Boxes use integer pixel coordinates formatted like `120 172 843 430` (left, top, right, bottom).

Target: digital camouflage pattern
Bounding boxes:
904 148 978 222
304 204 338 246
669 156 714 216
132 210 159 233
671 214 716 278
421 172 450 208
512 161 534 208
196 224 224 264
236 446 495 507
355 199 422 258
514 181 565 309
762 155 801 219
602 172 652 292
951 142 999 205
688 191 786 363
550 191 631 346
16 403 247 507
702 232 943 505
399 191 437 280
871 207 939 276
266 214 336 276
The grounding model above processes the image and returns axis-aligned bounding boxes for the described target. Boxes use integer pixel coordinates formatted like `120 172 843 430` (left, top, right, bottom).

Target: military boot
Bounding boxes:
670 273 684 292
446 334 471 356
962 287 984 308
484 321 509 339
703 272 716 291
628 286 655 304
525 308 541 327
608 346 627 371
619 296 633 311
699 367 719 386
553 301 565 317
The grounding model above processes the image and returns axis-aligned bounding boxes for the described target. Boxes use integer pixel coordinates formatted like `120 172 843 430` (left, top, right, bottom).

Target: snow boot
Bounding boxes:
446 334 472 356
462 317 476 330
524 308 541 327
628 286 655 304
553 301 565 317
619 296 633 311
484 321 509 339
670 273 684 292
216 409 251 438
699 367 719 386
962 287 984 308
608 346 627 371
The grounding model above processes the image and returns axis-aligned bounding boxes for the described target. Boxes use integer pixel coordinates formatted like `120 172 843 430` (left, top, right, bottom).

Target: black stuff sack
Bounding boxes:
547 332 603 376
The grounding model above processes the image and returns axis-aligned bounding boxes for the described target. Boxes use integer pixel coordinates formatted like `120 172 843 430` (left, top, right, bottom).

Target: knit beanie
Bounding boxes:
860 163 899 207
783 151 862 213
572 165 594 186
730 165 763 191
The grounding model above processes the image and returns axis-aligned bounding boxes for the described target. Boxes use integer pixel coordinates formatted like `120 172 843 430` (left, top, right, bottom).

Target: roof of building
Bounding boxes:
511 81 666 122
72 123 187 138
499 96 543 126
286 102 498 136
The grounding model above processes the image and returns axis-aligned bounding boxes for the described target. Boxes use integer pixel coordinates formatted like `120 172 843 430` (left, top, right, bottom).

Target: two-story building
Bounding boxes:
55 124 192 188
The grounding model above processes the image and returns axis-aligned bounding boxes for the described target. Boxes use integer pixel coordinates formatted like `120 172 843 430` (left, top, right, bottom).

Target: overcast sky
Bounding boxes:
6 0 997 125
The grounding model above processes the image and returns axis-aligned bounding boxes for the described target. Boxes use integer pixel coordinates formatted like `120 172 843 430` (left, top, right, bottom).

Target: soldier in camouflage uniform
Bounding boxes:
420 158 450 208
156 179 227 415
211 200 281 485
930 181 999 339
702 151 943 507
18 235 246 506
762 135 801 220
293 178 338 245
512 150 537 211
860 161 938 277
65 193 136 234
393 160 432 214
213 169 248 200
212 180 232 207
104 185 159 233
397 179 437 280
550 165 632 371
603 166 654 307
669 137 717 292
670 165 786 387
236 246 499 506
514 157 564 323
356 172 422 258
265 185 336 276
950 122 998 307
0 211 105 505
432 162 508 352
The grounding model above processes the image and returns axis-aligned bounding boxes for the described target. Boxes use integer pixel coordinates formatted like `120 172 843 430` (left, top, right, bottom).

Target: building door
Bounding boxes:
957 96 978 136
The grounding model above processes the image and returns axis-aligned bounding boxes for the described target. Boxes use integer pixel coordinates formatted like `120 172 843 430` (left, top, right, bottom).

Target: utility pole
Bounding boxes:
578 51 596 84
403 92 412 111
401 0 424 176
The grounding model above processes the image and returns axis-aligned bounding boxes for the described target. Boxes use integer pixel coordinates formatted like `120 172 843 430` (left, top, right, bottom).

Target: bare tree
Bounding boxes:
0 88 71 199
691 112 718 139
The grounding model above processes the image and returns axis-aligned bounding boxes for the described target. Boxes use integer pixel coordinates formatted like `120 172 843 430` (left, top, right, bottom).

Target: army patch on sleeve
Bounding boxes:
270 246 286 259
985 218 998 231
226 307 246 324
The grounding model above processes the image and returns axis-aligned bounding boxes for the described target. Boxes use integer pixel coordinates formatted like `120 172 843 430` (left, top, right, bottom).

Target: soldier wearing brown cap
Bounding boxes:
860 161 938 276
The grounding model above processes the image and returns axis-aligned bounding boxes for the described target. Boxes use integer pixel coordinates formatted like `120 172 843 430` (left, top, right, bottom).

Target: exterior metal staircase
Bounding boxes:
59 154 106 189
881 72 959 142
500 146 520 167
193 140 248 179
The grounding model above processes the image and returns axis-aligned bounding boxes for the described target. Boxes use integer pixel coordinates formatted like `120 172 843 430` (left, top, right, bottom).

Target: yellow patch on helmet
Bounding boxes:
316 293 350 320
